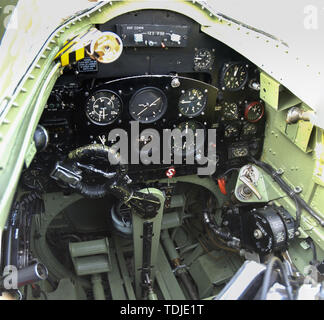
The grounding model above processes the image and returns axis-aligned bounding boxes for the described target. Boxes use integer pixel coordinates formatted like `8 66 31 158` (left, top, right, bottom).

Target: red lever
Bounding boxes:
218 177 227 195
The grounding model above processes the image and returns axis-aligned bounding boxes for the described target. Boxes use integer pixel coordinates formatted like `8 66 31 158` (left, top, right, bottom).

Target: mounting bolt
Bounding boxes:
253 229 263 239
171 77 181 88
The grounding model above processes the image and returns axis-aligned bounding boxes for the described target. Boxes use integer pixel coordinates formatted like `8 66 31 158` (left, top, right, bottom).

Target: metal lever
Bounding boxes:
239 175 262 200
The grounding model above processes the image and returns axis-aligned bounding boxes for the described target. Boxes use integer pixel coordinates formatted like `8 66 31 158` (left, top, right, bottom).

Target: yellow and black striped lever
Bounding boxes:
54 27 123 67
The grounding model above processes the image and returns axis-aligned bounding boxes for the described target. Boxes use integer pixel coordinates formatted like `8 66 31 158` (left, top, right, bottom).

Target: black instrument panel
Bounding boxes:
38 9 265 182
82 75 218 129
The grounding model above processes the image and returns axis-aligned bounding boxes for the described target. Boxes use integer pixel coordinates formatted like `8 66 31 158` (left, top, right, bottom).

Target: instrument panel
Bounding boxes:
38 9 265 182
81 75 218 128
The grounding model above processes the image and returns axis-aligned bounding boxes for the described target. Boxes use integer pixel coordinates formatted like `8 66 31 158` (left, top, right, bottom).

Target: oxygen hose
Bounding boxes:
249 157 324 228
67 144 123 199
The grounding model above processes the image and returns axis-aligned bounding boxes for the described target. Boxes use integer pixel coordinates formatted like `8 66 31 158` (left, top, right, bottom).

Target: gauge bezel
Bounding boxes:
220 62 249 92
129 87 168 124
178 88 208 118
85 89 123 126
244 101 265 123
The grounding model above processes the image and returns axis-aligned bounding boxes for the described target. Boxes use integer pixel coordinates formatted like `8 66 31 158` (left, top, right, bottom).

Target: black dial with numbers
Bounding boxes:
220 62 249 91
222 101 239 120
193 48 213 71
178 88 207 118
224 124 240 138
86 90 122 125
129 87 167 123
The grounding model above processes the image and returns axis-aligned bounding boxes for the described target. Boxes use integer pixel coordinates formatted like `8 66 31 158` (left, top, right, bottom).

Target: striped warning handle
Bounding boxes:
54 28 98 67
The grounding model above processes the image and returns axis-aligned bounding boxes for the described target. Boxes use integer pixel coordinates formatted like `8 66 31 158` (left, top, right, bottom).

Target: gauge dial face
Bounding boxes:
224 124 240 138
193 49 213 71
129 87 167 123
178 89 207 118
86 90 122 125
172 121 205 156
231 146 249 158
242 123 257 135
220 62 248 91
222 101 239 120
245 101 265 123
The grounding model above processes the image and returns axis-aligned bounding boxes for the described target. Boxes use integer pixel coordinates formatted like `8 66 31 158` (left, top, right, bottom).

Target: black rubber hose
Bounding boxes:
260 256 293 300
294 197 301 233
249 157 324 227
306 237 319 265
203 210 234 242
67 144 124 199
74 181 108 199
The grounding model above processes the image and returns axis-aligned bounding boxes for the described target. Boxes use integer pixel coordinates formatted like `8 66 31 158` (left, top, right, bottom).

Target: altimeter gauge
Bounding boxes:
178 88 207 118
86 90 122 125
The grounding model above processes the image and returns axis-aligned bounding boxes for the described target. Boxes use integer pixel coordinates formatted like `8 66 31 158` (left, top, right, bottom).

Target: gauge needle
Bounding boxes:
137 107 148 116
234 66 239 77
149 97 161 107
181 101 191 104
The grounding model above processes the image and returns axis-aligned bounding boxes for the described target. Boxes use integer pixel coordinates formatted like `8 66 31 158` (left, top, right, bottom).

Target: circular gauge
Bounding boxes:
232 146 249 158
242 123 257 135
220 62 249 91
222 101 239 120
193 49 213 71
172 121 205 156
245 101 265 123
129 87 167 123
178 89 207 118
86 90 122 125
224 124 240 138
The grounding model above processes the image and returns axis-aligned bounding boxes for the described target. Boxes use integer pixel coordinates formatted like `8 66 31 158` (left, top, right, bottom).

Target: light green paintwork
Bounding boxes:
234 166 286 203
